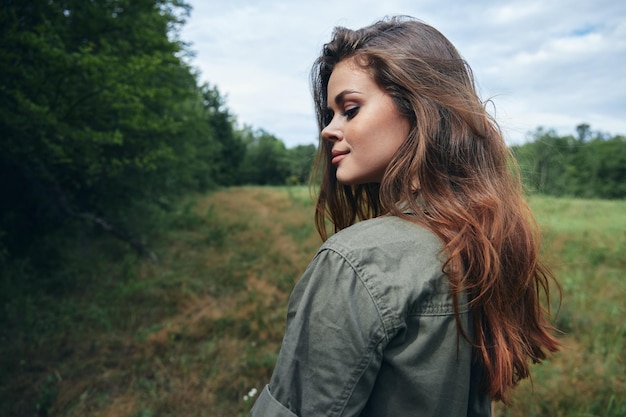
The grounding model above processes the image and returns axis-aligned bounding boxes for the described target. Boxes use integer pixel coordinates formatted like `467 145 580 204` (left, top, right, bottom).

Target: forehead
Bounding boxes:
327 59 377 96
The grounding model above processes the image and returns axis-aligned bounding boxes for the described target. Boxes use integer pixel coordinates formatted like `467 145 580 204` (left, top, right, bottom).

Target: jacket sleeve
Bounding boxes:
251 248 391 417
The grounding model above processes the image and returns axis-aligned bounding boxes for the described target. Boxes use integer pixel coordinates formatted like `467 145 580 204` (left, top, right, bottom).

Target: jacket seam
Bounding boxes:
315 246 397 416
331 335 385 417
318 246 400 341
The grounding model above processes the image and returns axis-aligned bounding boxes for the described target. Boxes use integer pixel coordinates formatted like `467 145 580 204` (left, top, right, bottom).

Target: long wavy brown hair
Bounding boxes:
310 16 560 404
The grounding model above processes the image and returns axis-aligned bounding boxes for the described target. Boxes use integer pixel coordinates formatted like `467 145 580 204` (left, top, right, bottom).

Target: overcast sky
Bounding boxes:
180 0 626 147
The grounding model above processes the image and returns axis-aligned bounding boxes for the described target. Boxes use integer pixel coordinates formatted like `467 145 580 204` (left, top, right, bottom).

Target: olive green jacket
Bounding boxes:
251 216 491 416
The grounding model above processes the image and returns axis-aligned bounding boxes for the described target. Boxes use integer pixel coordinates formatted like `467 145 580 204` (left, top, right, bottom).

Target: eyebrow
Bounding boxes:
330 89 363 107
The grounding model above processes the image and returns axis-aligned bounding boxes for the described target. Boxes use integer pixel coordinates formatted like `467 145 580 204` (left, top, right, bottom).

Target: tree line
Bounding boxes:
511 124 626 200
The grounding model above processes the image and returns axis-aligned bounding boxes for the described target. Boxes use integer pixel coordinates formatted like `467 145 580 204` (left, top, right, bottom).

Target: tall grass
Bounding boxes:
1 187 623 416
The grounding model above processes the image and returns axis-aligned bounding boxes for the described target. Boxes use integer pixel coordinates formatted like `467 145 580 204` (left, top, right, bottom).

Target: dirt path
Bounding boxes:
89 187 319 417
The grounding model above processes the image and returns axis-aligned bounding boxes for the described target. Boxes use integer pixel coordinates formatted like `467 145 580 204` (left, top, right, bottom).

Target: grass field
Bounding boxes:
1 187 624 416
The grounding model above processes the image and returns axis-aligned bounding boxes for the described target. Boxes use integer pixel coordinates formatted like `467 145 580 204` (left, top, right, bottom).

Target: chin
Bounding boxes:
336 174 357 185
336 177 376 186
336 170 380 186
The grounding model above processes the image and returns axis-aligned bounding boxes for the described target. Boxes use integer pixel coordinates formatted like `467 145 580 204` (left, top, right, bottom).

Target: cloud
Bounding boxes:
181 0 626 146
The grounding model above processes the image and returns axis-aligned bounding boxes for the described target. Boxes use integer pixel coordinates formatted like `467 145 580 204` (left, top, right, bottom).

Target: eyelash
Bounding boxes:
342 107 359 119
325 106 359 125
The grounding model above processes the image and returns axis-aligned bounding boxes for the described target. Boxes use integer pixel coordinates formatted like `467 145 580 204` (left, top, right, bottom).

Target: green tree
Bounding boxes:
237 127 290 185
512 125 626 199
576 122 591 143
513 127 574 195
286 144 317 184
584 135 626 198
201 84 245 186
0 0 218 261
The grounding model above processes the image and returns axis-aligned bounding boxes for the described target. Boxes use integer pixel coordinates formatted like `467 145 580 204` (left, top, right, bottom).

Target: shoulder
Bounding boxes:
329 216 441 247
317 216 457 320
321 216 445 275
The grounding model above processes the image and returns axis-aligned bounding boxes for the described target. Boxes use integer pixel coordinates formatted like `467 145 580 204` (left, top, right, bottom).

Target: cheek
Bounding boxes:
349 105 409 162
374 119 409 156
359 134 402 169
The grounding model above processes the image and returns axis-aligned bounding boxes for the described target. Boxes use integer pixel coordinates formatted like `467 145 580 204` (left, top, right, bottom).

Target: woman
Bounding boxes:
251 16 560 417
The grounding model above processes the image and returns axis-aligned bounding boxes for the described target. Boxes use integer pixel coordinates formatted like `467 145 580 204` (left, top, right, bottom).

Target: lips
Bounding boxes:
331 149 349 165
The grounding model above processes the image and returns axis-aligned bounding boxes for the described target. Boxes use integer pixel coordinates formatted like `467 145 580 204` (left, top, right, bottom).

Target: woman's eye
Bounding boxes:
342 107 359 120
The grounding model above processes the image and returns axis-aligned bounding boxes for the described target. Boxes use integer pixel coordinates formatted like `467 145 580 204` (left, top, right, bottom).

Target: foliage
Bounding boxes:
511 124 626 199
0 0 216 257
202 83 245 186
236 126 316 186
287 144 317 185
0 0 268 300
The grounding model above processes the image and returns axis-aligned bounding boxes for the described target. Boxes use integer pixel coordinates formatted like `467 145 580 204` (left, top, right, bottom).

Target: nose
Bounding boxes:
321 118 343 142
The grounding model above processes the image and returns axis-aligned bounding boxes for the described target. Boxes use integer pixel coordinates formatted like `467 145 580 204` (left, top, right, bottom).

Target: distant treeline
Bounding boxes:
512 124 626 200
0 1 624 280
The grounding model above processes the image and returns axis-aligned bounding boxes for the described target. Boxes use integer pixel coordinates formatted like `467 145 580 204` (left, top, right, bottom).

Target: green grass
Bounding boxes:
530 195 626 233
492 195 626 417
1 187 624 416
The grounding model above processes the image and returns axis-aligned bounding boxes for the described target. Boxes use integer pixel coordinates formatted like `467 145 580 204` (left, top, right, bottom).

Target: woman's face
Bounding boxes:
322 59 410 185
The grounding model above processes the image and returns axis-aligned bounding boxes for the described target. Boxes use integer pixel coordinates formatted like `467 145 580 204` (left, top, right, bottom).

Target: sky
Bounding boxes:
180 0 626 147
